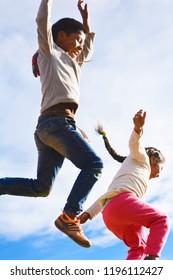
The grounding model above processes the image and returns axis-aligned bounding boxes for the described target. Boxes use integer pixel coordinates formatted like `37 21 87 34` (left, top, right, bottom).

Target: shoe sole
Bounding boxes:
54 219 91 248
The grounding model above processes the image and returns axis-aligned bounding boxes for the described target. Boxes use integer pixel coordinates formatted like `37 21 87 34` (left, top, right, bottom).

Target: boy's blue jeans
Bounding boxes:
0 116 103 216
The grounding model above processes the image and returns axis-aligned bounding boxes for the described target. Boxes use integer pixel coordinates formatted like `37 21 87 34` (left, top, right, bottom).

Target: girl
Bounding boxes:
80 109 169 260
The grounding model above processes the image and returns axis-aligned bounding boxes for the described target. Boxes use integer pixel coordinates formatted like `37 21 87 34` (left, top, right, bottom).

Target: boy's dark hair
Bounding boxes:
52 18 86 43
95 124 165 164
32 18 85 77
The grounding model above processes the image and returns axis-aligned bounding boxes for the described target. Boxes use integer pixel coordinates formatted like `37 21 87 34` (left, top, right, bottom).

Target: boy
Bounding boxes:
0 0 103 248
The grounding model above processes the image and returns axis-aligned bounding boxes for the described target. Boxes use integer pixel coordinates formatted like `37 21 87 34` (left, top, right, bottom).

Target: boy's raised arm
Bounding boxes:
78 0 91 33
36 0 53 54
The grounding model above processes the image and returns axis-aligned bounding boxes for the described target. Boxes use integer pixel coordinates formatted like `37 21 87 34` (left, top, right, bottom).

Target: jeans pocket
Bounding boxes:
36 117 76 143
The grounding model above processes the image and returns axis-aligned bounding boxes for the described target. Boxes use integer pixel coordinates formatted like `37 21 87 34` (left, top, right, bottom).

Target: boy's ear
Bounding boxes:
57 31 67 41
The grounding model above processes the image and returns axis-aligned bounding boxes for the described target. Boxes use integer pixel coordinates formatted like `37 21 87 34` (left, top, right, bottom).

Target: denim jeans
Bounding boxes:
0 116 103 215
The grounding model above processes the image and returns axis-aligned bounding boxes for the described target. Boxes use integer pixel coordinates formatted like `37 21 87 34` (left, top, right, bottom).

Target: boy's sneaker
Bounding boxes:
54 212 91 248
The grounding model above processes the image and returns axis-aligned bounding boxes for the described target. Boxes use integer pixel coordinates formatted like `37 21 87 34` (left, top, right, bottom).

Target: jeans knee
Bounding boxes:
35 181 52 197
39 190 50 197
80 156 103 182
34 189 50 197
91 157 103 182
92 156 104 170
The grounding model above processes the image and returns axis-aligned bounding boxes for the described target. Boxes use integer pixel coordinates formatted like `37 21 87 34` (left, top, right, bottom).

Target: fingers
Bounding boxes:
135 109 143 116
78 212 90 224
78 0 84 9
78 0 87 12
133 109 146 132
134 109 146 119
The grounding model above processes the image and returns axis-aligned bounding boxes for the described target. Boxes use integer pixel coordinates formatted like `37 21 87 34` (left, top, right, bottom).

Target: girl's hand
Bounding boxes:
78 212 91 224
133 109 146 134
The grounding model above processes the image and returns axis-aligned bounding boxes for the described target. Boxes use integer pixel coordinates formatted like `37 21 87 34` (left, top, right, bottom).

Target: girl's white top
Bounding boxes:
86 129 151 219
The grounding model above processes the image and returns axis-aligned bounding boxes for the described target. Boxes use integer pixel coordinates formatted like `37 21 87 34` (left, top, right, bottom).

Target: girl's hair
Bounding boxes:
145 147 165 164
52 18 86 43
95 124 165 164
95 123 126 163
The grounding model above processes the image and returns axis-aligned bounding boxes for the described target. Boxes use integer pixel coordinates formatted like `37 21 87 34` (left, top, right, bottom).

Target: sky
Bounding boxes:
0 0 173 263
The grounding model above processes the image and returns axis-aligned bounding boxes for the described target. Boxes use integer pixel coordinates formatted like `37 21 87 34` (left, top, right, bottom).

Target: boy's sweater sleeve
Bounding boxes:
36 0 53 54
76 32 95 66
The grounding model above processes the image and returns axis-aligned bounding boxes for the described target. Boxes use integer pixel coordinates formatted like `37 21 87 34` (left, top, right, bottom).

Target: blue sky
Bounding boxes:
0 0 173 262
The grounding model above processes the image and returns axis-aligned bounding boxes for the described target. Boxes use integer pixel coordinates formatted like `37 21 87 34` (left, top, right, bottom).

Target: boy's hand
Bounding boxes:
133 109 146 135
78 0 90 33
78 212 91 224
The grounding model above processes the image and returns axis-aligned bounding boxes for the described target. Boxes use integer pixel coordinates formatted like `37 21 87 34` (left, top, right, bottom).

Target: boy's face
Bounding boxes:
57 31 86 58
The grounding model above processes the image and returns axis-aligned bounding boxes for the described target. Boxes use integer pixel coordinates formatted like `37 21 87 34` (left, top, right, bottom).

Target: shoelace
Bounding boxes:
61 214 83 233
65 220 83 233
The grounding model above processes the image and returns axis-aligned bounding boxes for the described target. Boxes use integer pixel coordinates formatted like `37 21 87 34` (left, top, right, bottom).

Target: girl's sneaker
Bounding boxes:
144 255 159 260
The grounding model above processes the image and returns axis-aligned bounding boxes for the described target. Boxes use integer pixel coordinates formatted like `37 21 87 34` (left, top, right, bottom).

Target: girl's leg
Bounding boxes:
102 193 147 259
102 192 169 259
125 225 147 260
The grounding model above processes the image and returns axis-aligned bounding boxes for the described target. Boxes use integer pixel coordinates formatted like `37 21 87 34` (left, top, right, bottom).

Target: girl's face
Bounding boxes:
57 31 86 58
149 156 164 179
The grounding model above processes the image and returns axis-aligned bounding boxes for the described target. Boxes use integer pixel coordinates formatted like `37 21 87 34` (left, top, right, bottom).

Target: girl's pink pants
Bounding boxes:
102 192 169 260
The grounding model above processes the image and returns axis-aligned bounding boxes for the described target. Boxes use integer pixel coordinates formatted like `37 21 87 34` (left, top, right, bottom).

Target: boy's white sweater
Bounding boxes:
36 0 95 113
